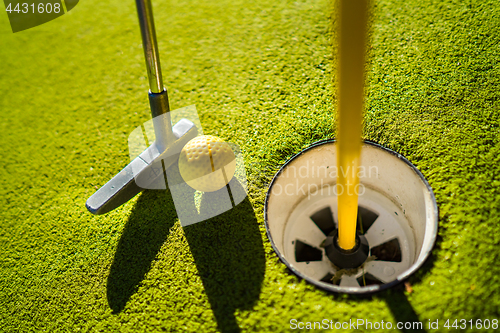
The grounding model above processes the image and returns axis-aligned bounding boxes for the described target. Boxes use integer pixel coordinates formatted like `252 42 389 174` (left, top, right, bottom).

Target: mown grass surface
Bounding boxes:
1 0 500 331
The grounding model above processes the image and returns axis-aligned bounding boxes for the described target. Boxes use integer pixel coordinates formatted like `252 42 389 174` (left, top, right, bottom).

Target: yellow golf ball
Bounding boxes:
178 135 236 192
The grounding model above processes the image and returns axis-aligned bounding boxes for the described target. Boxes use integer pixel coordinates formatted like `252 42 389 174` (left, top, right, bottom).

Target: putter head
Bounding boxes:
86 117 197 215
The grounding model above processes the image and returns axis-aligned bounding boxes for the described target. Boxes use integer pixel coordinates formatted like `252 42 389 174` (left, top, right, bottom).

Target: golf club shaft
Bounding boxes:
136 0 163 93
136 0 174 150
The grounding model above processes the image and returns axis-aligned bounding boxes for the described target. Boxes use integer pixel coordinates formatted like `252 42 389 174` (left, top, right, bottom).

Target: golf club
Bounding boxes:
85 0 198 215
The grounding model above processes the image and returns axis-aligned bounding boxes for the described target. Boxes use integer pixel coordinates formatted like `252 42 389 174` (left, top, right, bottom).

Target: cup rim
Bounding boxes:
263 139 439 294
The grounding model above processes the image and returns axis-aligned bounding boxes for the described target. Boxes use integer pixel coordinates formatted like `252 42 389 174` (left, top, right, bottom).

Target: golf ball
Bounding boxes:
178 135 236 192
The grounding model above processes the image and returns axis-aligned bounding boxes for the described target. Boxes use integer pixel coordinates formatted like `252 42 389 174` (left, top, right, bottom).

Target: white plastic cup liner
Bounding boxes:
264 139 438 294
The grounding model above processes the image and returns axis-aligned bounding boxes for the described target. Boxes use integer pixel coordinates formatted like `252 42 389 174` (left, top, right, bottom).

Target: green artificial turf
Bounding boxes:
1 0 500 331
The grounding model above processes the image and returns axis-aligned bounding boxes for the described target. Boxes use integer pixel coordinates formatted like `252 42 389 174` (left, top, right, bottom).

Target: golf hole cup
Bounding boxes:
264 139 438 294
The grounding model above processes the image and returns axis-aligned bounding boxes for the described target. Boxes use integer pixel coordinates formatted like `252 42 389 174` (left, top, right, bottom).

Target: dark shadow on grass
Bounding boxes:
355 254 436 332
381 251 437 332
382 289 428 332
183 180 265 333
106 189 177 313
317 286 427 332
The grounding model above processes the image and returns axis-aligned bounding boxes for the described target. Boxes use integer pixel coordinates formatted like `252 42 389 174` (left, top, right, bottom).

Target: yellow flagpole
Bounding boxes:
336 0 369 250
